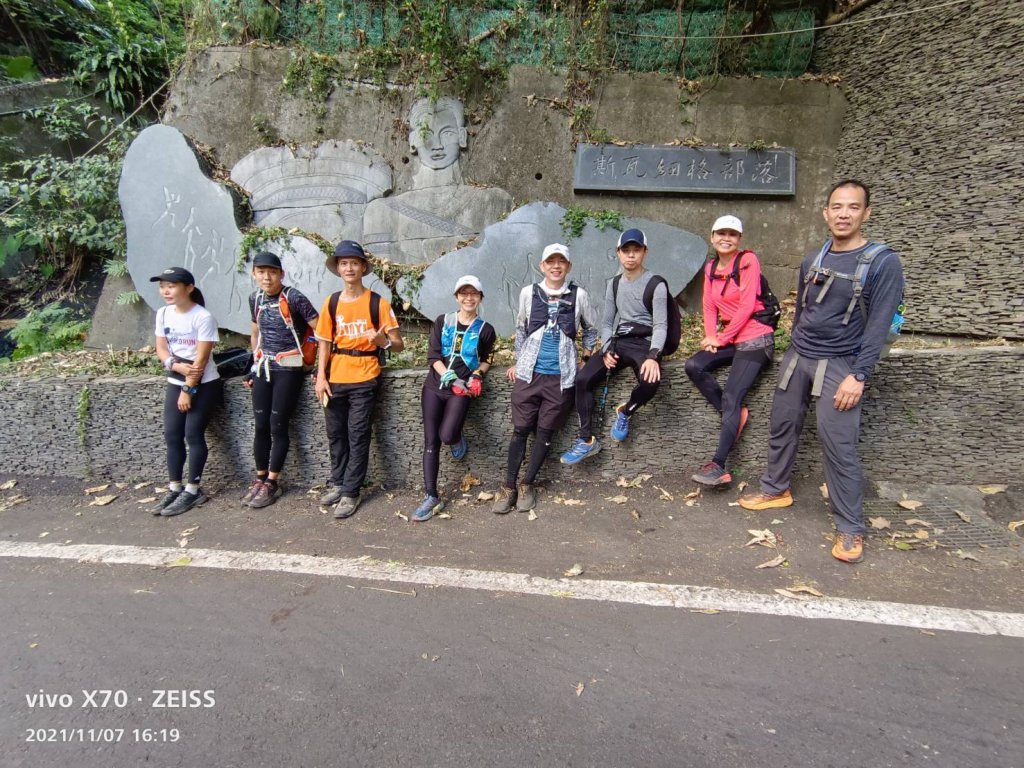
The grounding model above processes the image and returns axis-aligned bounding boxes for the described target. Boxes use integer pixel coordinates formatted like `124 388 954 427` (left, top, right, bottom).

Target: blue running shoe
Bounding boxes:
451 436 468 461
610 404 630 442
412 495 444 522
560 437 601 465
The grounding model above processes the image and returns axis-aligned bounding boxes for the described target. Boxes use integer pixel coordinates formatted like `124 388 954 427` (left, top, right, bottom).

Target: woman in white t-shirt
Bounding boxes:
149 267 222 517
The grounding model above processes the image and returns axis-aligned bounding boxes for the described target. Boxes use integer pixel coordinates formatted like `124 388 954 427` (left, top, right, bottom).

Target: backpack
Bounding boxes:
802 240 906 355
254 287 316 371
611 274 682 358
709 250 782 330
328 290 388 367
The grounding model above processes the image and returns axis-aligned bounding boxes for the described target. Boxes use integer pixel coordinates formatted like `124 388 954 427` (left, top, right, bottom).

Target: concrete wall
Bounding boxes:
812 0 1024 339
3 346 1020 490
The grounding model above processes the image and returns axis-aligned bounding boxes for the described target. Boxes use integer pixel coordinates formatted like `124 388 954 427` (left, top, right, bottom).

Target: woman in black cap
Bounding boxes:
240 251 319 509
149 267 223 517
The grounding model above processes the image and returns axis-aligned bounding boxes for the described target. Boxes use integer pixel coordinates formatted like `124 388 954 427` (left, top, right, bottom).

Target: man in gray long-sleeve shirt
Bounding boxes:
561 228 669 465
740 180 905 565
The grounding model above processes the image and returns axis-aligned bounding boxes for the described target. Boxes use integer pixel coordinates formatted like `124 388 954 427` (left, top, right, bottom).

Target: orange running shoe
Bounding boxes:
832 532 865 563
738 488 793 510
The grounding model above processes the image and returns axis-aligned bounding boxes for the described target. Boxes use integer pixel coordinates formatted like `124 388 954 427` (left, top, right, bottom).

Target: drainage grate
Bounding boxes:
862 500 1013 549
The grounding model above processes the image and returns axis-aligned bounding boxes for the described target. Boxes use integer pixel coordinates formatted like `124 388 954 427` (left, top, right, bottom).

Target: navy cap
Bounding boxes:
252 251 283 269
617 228 647 249
333 240 367 260
149 266 195 285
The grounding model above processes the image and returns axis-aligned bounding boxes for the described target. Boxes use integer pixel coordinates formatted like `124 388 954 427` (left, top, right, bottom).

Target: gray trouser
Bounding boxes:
760 350 865 534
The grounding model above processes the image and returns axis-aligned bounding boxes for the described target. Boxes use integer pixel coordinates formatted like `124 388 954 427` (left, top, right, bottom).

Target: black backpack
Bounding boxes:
709 250 781 330
328 290 388 366
611 274 682 358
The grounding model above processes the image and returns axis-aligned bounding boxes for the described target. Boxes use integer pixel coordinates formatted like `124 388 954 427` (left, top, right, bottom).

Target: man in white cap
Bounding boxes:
492 243 599 514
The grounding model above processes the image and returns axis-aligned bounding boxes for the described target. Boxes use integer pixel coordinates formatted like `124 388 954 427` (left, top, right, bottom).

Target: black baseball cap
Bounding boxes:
149 266 195 284
252 251 283 269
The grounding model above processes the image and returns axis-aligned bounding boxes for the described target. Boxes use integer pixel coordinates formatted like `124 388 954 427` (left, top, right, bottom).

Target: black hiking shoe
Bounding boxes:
161 488 207 517
150 489 181 515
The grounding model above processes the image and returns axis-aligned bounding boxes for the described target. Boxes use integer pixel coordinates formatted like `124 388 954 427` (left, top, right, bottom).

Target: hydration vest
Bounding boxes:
526 282 579 339
441 314 485 372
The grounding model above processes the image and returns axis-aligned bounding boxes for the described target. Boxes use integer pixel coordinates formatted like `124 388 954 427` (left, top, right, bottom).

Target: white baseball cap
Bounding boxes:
454 275 484 294
540 243 571 264
712 215 743 233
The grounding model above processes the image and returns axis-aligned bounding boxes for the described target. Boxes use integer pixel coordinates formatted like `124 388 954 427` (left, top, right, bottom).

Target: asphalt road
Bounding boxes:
3 557 1022 768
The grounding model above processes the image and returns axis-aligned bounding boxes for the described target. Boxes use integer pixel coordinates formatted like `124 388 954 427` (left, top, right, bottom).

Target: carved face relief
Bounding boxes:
409 98 467 171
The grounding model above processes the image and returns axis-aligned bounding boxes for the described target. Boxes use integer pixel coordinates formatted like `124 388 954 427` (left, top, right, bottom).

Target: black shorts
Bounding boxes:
511 373 573 431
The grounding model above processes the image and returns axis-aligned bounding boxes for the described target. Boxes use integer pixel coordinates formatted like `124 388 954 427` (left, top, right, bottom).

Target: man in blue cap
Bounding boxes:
561 228 669 464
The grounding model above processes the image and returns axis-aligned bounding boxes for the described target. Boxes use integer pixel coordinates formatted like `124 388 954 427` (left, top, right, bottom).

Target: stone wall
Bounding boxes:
3 346 1020 490
812 0 1024 339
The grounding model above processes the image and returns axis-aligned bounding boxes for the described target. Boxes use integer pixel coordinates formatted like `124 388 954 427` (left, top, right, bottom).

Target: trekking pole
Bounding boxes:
597 339 613 429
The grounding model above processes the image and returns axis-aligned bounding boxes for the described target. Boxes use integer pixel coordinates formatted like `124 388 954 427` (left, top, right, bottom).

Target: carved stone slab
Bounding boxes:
574 143 796 196
411 202 707 337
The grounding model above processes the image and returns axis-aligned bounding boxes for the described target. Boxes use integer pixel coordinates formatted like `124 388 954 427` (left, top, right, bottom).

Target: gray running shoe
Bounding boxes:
320 485 345 506
241 479 264 506
248 481 282 509
516 483 537 512
150 489 181 515
333 495 360 519
161 488 207 517
491 486 517 515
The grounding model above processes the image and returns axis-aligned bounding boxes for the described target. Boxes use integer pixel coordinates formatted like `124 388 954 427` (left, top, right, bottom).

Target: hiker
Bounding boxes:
684 215 775 486
560 228 672 465
149 266 223 518
240 251 319 509
739 180 905 564
314 240 404 519
493 243 599 513
412 275 496 522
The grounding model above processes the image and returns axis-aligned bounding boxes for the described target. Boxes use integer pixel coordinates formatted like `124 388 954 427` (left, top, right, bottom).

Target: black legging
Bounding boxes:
685 344 771 467
421 384 471 497
575 337 660 440
505 426 554 489
163 379 222 484
251 370 305 474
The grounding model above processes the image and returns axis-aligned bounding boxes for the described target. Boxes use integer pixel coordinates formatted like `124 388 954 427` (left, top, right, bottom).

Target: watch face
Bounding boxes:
855 373 866 382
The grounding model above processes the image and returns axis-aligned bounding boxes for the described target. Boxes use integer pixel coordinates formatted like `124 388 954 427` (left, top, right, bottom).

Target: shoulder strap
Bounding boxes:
370 291 381 330
642 275 667 311
730 251 748 287
611 274 622 305
328 291 340 340
844 241 890 324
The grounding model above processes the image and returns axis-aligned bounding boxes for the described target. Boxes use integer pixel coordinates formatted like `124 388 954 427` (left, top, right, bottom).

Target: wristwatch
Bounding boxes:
853 372 867 383
181 384 199 395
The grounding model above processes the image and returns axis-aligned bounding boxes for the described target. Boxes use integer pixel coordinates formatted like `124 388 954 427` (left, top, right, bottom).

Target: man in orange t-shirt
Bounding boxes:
314 240 404 519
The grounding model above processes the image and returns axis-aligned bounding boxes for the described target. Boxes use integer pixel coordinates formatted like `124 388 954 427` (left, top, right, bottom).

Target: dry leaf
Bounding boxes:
29 643 38 649
137 496 156 504
954 509 972 523
166 556 192 568
115 482 128 489
1008 520 1024 532
898 500 923 511
563 563 584 577
774 588 810 601
527 510 538 521
178 538 189 547
913 529 930 540
727 502 740 507
655 486 673 502
133 481 152 490
477 491 495 501
89 494 118 506
395 511 409 522
770 519 784 525
745 529 778 548
756 554 786 569
788 585 824 597
179 525 199 537
459 473 481 492
892 541 913 551
0 479 16 490
905 518 931 528
84 484 110 494
683 489 700 500
38 531 49 538
869 516 891 530
685 500 696 507
575 682 585 697
737 481 747 493
630 509 641 521
955 549 979 561
606 494 628 504
819 483 829 500
691 608 719 614
437 512 452 519
562 498 584 506
977 484 1007 495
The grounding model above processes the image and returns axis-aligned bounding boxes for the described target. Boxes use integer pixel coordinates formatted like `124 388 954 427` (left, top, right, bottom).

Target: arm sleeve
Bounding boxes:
314 296 334 343
792 254 810 329
477 324 497 366
852 251 905 379
379 298 399 333
249 293 257 323
577 288 599 352
717 253 761 346
649 280 668 354
196 311 220 343
296 291 319 327
154 307 165 338
600 279 617 353
427 315 445 365
701 263 717 337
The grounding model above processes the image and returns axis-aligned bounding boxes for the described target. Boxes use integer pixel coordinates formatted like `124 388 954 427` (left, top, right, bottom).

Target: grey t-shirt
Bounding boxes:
600 269 668 355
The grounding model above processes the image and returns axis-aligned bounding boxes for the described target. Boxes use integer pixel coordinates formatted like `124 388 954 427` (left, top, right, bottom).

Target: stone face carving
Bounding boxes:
230 140 392 243
121 125 390 334
362 96 514 265
411 202 708 337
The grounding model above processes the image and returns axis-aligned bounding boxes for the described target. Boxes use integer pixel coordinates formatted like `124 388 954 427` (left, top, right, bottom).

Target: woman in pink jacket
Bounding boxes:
685 215 775 486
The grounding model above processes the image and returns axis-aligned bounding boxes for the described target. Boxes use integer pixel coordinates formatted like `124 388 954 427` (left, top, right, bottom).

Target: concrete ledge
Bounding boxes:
2 346 1021 490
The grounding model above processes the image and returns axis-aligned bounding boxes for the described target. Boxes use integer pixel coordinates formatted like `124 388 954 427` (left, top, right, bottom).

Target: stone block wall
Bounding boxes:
3 346 1020 490
812 0 1024 339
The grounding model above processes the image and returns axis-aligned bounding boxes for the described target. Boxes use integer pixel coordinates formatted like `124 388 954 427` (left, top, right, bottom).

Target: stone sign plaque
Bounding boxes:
574 143 796 196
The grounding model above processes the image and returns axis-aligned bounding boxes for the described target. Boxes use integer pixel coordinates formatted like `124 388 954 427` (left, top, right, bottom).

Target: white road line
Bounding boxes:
3 541 1023 637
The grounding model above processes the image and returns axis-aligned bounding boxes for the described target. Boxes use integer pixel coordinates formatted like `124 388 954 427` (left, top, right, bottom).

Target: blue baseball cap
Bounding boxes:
617 228 647 248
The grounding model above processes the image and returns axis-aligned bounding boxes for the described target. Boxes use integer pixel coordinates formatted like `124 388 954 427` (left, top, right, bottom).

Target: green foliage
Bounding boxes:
116 291 142 305
237 226 292 271
103 258 129 278
0 54 39 82
8 303 91 360
560 206 623 240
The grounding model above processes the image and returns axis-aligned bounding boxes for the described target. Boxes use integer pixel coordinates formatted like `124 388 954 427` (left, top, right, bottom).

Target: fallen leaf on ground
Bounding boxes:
905 518 931 528
655 486 673 501
1008 520 1024 532
114 482 128 489
977 484 1007 495
459 473 481 492
954 509 972 523
745 529 778 548
0 494 29 512
683 489 700 500
913 529 930 540
89 494 118 506
774 588 810 601
920 629 936 636
770 519 784 525
898 499 923 511
737 481 747 493
437 512 452 519
178 538 189 547
819 483 829 499
166 556 192 568
727 501 740 507
29 643 38 649
869 516 891 530
0 479 16 490
575 682 585 697
562 498 584 506
691 608 719 614
137 497 156 504
606 494 628 504
563 563 584 577
38 531 49 538
630 509 641 521
892 541 913 551
395 511 409 521
133 481 152 490
788 585 824 597
179 525 199 537
527 510 538 521
955 549 980 561
477 491 495 501
756 554 786 569
84 484 110 494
